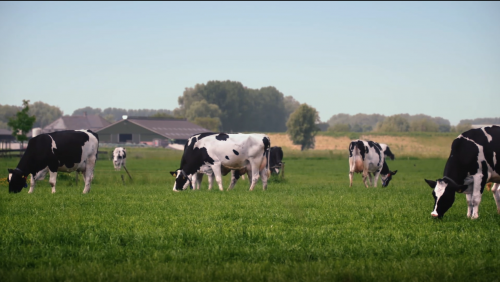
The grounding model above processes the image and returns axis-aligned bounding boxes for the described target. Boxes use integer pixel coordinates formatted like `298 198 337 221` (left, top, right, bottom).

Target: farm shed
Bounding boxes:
0 128 16 149
96 116 210 146
42 114 111 133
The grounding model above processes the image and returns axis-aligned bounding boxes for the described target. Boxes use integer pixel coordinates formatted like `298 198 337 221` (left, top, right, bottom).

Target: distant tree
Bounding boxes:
29 101 63 128
103 114 116 123
284 95 301 121
327 113 385 132
185 99 222 121
0 104 21 129
375 115 410 132
72 106 102 116
8 100 36 149
438 124 451 132
286 104 319 151
193 117 221 132
458 117 500 126
151 112 176 119
454 123 472 133
409 118 439 132
329 123 351 132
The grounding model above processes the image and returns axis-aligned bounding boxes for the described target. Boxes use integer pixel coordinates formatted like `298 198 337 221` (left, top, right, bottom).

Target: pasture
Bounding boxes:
1 147 499 281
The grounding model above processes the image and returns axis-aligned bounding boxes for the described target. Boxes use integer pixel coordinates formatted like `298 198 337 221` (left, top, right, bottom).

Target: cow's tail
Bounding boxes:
266 147 271 179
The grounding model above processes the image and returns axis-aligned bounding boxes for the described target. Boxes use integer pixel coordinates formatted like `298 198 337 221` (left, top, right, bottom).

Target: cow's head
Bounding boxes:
424 178 468 218
381 170 398 187
170 169 192 191
7 168 28 193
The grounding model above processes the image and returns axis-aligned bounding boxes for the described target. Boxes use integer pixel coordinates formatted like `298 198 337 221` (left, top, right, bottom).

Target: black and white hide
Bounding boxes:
269 146 284 175
112 147 126 171
424 126 500 219
379 143 395 160
7 130 99 194
348 140 398 188
170 132 271 192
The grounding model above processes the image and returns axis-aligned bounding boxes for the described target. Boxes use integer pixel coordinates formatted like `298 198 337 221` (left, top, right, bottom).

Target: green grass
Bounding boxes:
0 148 499 281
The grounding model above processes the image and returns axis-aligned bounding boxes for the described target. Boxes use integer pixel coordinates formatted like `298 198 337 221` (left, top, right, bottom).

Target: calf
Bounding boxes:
424 126 500 219
170 132 270 191
112 147 127 171
8 130 99 194
349 140 398 188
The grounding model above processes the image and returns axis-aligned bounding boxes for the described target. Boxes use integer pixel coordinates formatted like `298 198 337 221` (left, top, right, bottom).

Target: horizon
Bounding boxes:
1 2 499 126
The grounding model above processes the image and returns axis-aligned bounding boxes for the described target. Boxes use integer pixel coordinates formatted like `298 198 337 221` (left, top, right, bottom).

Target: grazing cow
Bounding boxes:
170 132 270 191
269 146 284 174
424 126 500 219
349 140 398 188
112 147 127 171
7 130 99 194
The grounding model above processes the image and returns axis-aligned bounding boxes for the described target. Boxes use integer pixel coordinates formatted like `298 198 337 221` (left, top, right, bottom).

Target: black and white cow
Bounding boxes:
269 146 284 174
349 140 398 188
424 126 500 219
170 132 271 191
7 130 99 194
112 147 126 171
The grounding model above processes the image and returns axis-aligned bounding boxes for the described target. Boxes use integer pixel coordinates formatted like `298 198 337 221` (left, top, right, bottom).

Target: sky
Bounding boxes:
0 2 499 125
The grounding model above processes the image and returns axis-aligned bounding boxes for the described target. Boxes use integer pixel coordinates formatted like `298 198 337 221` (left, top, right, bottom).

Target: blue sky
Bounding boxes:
1 2 499 125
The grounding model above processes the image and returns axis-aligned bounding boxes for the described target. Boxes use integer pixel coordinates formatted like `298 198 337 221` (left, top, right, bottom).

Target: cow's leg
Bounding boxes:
368 173 374 187
373 170 382 188
362 170 369 188
228 170 240 190
28 174 36 194
259 167 268 191
249 160 260 191
349 171 354 187
49 170 58 194
29 168 49 194
194 173 203 190
83 156 97 194
211 164 224 191
468 174 484 219
491 183 500 214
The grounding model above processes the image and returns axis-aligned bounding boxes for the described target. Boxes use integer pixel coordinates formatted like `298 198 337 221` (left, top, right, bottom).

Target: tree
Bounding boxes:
454 123 472 133
329 123 351 132
409 118 439 132
284 95 301 122
29 101 63 128
185 100 222 121
286 104 319 151
8 100 36 149
375 115 410 132
0 104 21 129
193 117 221 132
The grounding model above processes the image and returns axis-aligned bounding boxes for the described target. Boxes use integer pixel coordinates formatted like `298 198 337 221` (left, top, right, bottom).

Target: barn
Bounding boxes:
95 116 210 146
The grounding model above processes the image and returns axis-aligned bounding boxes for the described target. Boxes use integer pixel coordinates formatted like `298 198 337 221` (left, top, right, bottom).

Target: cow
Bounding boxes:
424 125 500 219
349 140 398 188
7 130 99 194
112 147 127 171
170 132 270 192
269 146 284 174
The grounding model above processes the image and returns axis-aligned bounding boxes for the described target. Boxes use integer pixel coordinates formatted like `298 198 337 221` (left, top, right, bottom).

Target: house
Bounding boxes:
96 116 210 146
42 114 111 133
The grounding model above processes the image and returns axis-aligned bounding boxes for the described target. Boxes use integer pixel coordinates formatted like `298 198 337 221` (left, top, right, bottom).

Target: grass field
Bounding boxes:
1 147 499 282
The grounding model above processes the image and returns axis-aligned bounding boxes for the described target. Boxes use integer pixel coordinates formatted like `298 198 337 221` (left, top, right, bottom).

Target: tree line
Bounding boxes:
327 113 480 133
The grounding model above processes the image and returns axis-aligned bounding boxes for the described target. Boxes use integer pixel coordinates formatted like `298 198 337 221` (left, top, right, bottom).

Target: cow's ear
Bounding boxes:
8 169 14 173
454 184 469 193
392 170 398 175
170 171 177 177
424 179 437 188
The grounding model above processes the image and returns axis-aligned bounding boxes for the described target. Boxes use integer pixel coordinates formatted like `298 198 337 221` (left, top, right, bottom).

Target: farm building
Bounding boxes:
42 114 111 133
95 116 210 146
0 128 16 149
